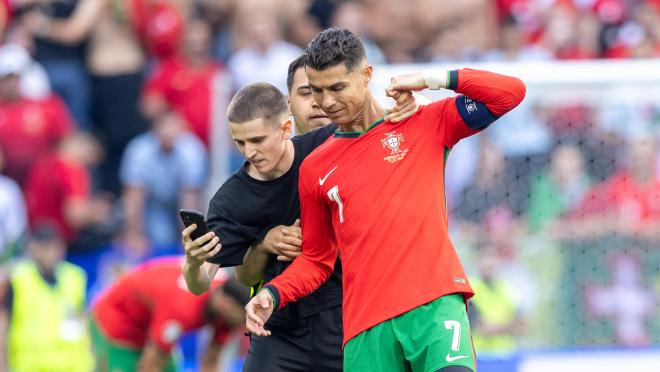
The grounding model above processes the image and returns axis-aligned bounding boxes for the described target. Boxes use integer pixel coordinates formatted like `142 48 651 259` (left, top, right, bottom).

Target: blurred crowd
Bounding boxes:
0 0 658 368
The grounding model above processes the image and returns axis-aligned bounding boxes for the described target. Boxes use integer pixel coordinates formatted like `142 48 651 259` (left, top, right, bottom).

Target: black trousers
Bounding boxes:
243 305 343 372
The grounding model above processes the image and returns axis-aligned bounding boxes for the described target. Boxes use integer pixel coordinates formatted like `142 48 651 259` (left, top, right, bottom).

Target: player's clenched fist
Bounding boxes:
182 225 222 267
386 72 429 95
245 290 275 336
384 73 431 123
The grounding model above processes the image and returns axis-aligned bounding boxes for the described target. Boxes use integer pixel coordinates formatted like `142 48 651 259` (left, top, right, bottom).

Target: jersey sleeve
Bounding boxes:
205 188 267 267
434 68 526 148
264 162 337 309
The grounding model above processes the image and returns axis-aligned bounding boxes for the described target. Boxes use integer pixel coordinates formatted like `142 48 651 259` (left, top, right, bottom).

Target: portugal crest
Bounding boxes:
381 131 409 163
381 131 404 154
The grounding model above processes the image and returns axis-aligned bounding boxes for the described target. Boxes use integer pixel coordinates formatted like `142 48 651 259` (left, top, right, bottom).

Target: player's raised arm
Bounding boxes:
245 165 338 335
386 69 526 146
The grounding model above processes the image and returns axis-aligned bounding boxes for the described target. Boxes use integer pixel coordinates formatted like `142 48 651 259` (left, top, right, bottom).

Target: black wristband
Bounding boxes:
448 70 459 90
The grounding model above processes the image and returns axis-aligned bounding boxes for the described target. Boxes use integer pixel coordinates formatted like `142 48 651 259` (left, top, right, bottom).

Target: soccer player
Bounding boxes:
245 28 526 372
182 57 420 371
91 257 248 372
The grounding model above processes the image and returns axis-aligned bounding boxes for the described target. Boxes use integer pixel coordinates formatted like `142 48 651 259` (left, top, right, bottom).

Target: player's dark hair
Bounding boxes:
303 27 366 71
286 55 305 93
227 83 288 125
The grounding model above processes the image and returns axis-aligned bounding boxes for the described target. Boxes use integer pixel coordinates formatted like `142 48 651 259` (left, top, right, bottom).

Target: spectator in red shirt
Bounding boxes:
91 257 248 372
142 18 221 146
0 49 73 185
24 131 110 244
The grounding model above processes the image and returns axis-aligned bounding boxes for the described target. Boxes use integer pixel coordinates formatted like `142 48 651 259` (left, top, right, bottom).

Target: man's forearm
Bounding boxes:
235 246 269 287
182 260 213 295
437 68 526 116
266 254 335 310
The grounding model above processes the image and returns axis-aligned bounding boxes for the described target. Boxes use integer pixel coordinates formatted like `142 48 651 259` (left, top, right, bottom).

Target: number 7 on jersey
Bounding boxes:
327 185 345 223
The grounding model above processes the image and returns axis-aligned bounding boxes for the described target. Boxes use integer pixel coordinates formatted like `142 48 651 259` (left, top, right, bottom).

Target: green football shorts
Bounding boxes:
344 294 475 372
90 317 179 372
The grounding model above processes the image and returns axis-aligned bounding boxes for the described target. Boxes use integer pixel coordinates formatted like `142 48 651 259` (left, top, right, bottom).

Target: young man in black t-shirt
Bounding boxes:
182 58 419 370
183 78 342 371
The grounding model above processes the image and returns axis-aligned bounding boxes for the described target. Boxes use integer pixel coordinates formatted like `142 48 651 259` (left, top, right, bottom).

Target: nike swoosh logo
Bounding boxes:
445 354 468 362
319 166 338 186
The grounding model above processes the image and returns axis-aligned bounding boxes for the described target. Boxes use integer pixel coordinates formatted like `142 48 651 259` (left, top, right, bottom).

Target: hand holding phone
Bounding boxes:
180 209 221 269
179 209 211 240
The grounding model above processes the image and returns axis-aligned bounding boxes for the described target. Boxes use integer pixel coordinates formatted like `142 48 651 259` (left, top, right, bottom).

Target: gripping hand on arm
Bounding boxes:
235 219 302 286
258 219 303 262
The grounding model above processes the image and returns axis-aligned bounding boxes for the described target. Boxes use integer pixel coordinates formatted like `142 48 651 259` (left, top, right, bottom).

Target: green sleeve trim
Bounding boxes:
263 286 279 309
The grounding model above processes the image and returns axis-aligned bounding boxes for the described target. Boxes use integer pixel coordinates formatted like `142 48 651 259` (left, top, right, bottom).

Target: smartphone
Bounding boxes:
179 209 211 241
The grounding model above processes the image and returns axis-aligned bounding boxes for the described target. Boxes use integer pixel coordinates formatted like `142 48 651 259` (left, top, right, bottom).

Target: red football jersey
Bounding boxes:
268 69 526 345
92 257 231 352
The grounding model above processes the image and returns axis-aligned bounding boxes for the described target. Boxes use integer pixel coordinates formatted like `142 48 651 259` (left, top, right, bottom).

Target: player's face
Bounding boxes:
229 117 292 176
305 61 371 126
288 67 332 134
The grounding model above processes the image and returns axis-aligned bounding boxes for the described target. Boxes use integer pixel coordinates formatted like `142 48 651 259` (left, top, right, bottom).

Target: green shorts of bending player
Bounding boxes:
90 317 180 372
344 294 475 372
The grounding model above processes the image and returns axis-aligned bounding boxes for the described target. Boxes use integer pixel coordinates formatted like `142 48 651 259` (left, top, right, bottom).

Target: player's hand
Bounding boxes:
182 225 221 267
385 73 430 123
385 89 419 123
258 220 302 261
386 72 428 94
245 290 275 336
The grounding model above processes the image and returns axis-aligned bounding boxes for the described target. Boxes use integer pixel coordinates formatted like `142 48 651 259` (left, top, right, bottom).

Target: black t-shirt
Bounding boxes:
206 124 341 328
